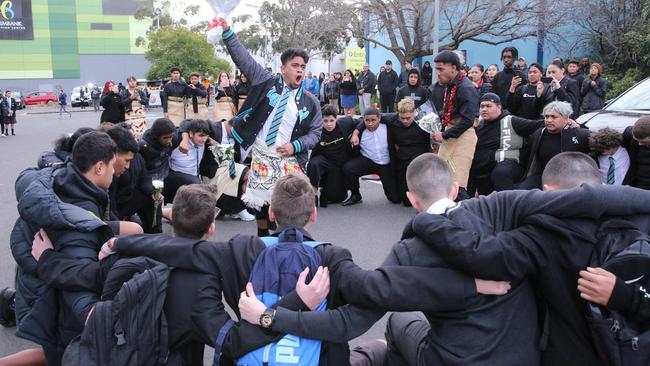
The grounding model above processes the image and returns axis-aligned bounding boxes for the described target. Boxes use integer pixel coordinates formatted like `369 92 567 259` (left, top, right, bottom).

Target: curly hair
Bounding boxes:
589 127 622 154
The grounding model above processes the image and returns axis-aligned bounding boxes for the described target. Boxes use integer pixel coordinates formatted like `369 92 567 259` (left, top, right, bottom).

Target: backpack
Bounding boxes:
586 219 650 366
62 257 176 366
214 227 328 366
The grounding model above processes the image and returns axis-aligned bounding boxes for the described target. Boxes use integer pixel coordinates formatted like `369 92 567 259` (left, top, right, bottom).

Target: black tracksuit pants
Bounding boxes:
380 92 396 113
163 170 201 204
307 155 348 203
118 188 162 233
343 156 400 203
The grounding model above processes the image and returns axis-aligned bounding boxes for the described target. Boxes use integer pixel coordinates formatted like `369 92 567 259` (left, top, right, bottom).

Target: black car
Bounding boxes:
578 77 650 132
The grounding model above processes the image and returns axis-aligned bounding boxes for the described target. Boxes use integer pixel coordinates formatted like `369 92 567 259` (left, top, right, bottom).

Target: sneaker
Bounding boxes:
0 287 16 328
233 209 255 221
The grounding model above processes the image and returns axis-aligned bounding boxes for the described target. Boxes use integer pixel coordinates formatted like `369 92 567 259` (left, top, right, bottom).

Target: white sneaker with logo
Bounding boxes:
233 209 255 221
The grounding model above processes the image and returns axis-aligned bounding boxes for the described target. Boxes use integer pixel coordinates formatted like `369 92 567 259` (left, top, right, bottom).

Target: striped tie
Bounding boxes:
607 156 616 185
265 88 291 146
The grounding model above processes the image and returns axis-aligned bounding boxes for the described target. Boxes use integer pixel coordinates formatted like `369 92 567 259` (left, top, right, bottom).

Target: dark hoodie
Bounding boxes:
396 69 429 108
11 164 112 351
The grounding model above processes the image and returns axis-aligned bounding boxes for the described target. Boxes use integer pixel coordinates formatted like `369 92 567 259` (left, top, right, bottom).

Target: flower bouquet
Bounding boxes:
209 143 235 167
414 101 442 135
205 0 241 45
152 179 164 226
414 101 456 173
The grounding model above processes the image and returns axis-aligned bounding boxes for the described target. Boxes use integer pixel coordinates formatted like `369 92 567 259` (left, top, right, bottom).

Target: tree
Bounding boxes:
234 0 352 57
568 0 650 74
134 0 209 47
349 0 565 65
144 27 231 80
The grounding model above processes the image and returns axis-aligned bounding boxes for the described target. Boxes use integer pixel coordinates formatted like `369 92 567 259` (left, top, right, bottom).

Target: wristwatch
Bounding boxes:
259 308 276 329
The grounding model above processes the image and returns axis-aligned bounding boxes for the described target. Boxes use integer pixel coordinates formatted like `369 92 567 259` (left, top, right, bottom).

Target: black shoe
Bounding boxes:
320 192 328 208
342 194 362 206
0 287 16 328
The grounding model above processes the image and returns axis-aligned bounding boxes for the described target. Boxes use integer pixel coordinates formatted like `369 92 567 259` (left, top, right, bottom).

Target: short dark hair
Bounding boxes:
551 60 565 70
406 153 454 206
321 104 338 119
632 116 650 140
528 63 544 74
55 127 94 153
280 49 309 65
364 107 381 117
151 118 176 138
434 50 461 69
72 131 117 173
568 60 580 66
589 128 622 153
172 184 216 239
542 152 601 189
501 46 519 60
127 76 137 82
106 126 139 154
190 72 200 78
271 174 314 227
187 119 211 135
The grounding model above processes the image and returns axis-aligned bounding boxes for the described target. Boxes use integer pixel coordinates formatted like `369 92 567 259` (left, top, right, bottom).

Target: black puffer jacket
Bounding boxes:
139 129 181 180
11 164 112 350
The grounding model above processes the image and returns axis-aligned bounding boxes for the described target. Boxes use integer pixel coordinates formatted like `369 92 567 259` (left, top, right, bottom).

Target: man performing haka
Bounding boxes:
208 19 322 236
162 67 188 127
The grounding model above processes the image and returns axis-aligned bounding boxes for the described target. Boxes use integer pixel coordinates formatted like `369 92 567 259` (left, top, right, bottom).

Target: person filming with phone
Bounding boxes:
505 63 555 119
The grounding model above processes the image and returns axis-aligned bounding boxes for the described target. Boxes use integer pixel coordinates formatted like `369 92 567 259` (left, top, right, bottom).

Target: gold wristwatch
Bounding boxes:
259 308 276 329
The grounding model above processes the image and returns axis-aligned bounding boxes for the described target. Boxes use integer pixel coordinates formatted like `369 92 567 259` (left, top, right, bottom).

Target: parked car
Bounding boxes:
24 91 58 106
11 91 26 109
71 86 91 107
578 77 650 132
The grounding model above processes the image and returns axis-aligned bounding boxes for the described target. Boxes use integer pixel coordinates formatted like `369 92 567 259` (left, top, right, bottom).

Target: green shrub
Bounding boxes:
604 68 645 100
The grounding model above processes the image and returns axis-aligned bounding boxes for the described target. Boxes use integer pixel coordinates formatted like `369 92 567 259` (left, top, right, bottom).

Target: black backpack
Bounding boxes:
587 219 650 366
62 257 176 366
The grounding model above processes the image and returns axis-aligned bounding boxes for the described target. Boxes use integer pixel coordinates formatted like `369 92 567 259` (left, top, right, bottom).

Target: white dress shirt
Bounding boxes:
598 146 630 185
256 84 298 147
360 124 390 165
170 140 204 176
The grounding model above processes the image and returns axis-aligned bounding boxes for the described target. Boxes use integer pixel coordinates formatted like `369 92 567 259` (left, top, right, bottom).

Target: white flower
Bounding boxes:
152 180 165 190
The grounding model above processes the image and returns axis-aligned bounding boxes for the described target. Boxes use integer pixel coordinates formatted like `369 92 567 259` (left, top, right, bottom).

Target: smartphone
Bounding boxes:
541 76 553 83
514 71 524 79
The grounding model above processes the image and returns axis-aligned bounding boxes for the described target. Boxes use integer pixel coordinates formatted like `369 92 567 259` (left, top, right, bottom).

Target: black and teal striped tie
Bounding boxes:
607 156 616 185
266 88 291 146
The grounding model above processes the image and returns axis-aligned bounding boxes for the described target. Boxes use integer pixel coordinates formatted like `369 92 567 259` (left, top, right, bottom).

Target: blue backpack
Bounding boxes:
214 227 328 366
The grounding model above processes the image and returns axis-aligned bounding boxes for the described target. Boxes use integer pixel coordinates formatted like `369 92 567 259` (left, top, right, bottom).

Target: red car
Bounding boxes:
23 91 59 106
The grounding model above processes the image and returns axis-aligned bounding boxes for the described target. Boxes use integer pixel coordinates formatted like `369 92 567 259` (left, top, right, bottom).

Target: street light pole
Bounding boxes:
433 0 440 57
432 0 440 82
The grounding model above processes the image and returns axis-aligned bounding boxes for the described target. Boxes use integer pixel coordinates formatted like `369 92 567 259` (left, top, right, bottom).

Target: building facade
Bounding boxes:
0 0 150 93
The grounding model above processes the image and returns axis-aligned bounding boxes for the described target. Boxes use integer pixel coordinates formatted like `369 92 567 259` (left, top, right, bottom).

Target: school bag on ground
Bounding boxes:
62 256 177 366
215 227 328 366
586 219 650 366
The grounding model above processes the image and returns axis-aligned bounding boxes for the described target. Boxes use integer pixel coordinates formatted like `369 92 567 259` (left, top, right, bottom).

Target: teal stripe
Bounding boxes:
231 127 243 143
222 29 235 39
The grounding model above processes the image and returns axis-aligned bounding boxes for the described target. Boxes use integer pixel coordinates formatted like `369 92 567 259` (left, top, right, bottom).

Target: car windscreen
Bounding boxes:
606 78 650 111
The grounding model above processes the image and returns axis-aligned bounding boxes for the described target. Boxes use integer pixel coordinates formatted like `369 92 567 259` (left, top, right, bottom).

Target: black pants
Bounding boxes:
215 168 249 215
43 346 64 366
118 188 162 233
385 312 431 366
380 92 395 113
163 170 201 204
491 159 526 191
467 168 495 197
396 159 414 205
307 155 347 202
342 156 400 203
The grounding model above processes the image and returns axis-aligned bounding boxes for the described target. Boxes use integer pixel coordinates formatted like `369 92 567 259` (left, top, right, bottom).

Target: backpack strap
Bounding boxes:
212 319 235 366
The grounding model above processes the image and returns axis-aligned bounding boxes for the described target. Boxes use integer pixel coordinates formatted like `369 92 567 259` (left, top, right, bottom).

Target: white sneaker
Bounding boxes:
233 209 255 221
